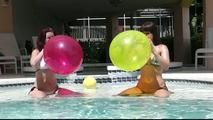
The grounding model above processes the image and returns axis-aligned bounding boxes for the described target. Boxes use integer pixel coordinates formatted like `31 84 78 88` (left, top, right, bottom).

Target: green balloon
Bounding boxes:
109 30 151 71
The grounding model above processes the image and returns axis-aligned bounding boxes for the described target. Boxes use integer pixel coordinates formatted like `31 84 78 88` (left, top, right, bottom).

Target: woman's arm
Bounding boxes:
30 49 43 69
152 44 170 71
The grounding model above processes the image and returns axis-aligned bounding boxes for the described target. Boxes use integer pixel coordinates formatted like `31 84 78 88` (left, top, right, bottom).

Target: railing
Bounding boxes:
69 25 142 42
69 26 106 42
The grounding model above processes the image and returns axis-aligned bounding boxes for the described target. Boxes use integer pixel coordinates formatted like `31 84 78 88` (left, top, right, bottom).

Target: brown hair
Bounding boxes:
140 21 161 45
36 27 55 51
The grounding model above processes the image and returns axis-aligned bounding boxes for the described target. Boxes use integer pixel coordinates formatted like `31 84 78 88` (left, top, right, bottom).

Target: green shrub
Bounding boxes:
79 40 107 63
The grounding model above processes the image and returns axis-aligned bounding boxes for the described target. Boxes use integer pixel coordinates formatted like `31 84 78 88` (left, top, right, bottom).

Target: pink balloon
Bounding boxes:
44 35 83 75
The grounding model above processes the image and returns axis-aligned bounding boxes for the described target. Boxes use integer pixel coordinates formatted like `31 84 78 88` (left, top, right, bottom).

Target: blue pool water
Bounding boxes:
1 97 213 119
0 80 213 119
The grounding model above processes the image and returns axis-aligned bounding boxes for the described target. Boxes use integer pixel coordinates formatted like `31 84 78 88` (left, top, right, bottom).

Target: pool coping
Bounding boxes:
0 73 213 86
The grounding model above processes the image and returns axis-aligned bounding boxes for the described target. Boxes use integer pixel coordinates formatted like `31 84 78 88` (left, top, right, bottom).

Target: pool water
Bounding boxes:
0 81 213 119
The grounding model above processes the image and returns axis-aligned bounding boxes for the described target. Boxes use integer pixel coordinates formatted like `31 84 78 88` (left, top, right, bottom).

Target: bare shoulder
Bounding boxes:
31 49 40 57
158 44 169 50
32 49 40 54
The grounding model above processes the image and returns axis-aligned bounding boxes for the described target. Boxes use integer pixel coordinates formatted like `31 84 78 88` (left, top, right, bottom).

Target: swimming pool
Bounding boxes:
0 75 213 119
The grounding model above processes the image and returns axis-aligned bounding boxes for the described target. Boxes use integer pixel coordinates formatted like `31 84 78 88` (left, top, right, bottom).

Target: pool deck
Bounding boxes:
0 66 213 85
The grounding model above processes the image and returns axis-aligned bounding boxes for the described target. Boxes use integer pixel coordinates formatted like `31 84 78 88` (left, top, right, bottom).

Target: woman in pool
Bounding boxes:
118 21 171 98
29 27 82 98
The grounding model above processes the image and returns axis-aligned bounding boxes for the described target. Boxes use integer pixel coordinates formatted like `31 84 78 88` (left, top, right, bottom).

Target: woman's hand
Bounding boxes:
149 40 158 56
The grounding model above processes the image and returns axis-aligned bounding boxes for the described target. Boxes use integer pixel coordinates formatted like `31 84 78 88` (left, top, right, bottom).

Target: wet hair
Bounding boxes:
36 27 55 51
140 21 161 45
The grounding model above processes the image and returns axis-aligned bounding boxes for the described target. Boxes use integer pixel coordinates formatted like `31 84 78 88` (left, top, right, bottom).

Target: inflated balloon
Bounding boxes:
109 30 151 71
83 75 97 89
44 35 83 75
